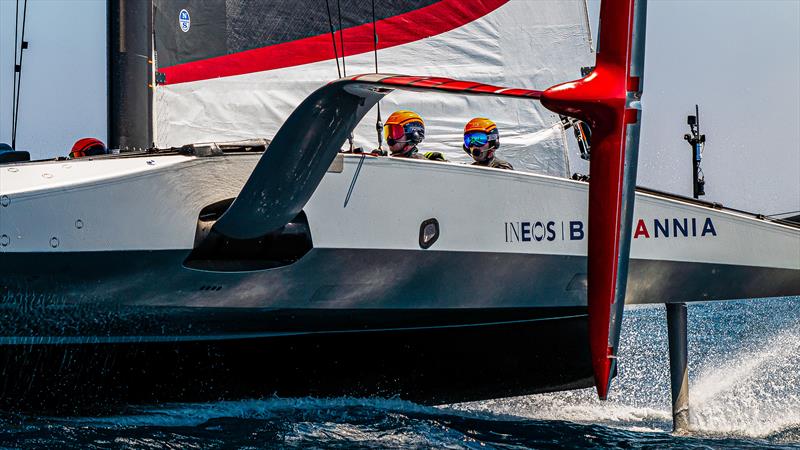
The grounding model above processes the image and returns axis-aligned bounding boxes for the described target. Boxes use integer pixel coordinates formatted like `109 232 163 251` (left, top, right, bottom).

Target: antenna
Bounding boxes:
683 104 706 199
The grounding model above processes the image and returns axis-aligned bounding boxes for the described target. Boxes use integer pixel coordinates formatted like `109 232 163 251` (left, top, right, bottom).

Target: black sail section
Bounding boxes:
154 0 439 69
154 1 227 68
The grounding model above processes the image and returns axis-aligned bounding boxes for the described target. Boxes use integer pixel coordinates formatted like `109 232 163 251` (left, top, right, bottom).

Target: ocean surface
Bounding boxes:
1 296 798 449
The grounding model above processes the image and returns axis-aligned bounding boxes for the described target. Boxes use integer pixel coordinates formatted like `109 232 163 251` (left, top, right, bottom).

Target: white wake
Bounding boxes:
689 325 800 438
458 298 800 441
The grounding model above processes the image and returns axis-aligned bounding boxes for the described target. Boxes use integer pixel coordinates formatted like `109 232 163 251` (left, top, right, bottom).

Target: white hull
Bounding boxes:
1 152 797 308
1 150 797 413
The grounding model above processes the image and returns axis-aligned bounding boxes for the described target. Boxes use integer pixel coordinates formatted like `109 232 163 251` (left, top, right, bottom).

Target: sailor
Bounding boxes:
69 137 107 158
384 110 446 161
463 118 513 170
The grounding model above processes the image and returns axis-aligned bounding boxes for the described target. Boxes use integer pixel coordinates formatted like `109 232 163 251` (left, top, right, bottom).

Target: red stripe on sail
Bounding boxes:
158 0 509 85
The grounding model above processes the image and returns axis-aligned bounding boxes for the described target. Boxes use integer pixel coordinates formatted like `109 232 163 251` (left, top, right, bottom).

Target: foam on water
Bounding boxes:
455 297 800 442
63 397 463 428
33 398 516 449
690 325 800 438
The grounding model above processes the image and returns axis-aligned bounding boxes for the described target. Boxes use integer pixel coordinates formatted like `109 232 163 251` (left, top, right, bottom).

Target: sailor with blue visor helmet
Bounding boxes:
463 118 513 170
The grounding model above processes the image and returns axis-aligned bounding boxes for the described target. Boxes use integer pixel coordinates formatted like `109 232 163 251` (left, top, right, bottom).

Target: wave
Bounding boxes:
690 325 800 438
3 297 798 448
456 297 800 442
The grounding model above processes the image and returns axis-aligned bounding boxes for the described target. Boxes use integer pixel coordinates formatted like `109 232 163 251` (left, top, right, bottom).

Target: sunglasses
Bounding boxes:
464 131 490 148
385 122 425 143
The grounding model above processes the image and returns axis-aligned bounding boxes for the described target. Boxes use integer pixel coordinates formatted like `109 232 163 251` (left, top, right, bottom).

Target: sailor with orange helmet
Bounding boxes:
69 138 107 158
463 118 513 170
383 110 446 161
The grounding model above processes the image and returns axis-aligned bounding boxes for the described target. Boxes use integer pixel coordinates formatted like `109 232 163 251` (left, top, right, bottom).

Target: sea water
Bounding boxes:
1 296 798 449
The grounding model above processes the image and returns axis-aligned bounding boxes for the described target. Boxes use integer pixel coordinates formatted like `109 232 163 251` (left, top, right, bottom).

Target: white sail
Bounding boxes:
152 0 594 176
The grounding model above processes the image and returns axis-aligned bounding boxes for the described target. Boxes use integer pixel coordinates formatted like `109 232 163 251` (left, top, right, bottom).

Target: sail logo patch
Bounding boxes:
179 9 191 33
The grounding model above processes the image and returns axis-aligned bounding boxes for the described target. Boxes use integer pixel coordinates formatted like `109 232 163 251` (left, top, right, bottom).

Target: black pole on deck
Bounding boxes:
108 0 153 151
666 302 690 433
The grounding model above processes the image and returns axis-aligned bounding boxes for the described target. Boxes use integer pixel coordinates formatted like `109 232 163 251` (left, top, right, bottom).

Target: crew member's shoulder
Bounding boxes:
489 158 513 170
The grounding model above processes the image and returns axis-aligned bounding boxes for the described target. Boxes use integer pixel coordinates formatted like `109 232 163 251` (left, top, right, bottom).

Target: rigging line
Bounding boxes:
371 0 379 73
336 0 346 77
766 210 800 217
11 0 20 147
344 154 367 207
371 0 383 150
324 0 342 78
12 0 29 150
337 0 354 150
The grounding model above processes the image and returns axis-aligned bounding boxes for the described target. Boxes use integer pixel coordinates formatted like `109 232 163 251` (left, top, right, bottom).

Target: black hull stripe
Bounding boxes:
0 314 586 345
0 313 593 413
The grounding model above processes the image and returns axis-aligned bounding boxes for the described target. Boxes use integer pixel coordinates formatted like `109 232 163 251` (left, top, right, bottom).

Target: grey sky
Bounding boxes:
0 0 107 156
1 0 798 215
582 0 800 215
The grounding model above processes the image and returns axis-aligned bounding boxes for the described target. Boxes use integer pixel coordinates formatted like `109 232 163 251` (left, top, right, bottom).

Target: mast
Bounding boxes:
108 0 153 151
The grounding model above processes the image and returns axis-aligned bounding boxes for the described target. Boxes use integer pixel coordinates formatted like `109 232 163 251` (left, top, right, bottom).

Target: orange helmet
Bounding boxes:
464 117 497 134
384 110 425 148
463 118 499 162
386 110 424 127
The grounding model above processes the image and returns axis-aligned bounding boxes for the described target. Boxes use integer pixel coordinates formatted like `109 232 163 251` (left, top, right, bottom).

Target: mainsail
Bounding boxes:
152 0 594 176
